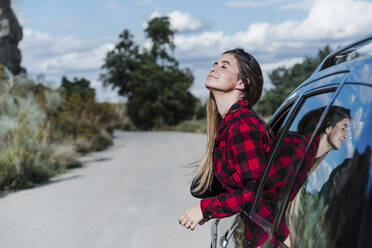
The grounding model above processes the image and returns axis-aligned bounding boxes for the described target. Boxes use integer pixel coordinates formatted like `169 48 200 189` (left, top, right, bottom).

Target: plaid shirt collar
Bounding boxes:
217 99 249 135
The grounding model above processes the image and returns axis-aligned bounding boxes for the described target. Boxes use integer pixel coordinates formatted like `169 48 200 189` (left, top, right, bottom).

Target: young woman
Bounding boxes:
178 49 277 247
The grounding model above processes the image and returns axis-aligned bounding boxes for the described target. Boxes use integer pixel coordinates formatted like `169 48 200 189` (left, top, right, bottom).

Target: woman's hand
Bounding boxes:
178 202 204 230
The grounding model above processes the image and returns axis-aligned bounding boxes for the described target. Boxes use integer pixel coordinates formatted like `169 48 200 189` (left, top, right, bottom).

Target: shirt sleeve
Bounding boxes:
200 118 270 221
265 132 316 201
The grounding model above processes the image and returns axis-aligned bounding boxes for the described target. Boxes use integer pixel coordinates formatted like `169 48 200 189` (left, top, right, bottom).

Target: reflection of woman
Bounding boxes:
267 106 351 203
178 49 277 247
284 106 351 247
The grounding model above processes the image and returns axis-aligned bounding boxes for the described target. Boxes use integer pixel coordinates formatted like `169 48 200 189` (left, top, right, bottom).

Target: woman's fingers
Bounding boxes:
179 212 191 226
180 216 189 226
185 219 193 229
190 221 198 230
178 213 185 224
178 212 186 224
179 213 197 230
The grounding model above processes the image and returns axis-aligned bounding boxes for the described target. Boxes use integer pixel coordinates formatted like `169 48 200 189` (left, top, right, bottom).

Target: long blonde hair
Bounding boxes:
191 49 263 194
191 93 221 194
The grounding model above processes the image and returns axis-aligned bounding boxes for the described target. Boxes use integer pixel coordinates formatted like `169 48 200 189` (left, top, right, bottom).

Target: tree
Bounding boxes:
60 76 93 100
100 30 140 96
145 16 175 62
100 17 196 129
254 46 332 117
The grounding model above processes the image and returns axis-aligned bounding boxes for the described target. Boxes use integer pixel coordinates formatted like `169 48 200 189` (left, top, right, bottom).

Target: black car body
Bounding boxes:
248 34 372 248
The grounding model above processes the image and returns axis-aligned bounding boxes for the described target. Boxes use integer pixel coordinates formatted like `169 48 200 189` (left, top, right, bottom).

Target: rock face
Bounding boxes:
0 0 25 75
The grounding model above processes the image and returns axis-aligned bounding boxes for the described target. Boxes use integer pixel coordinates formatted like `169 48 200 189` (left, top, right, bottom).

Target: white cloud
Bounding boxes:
20 28 114 74
175 0 372 63
21 29 82 57
19 28 120 101
146 10 206 32
44 43 114 74
174 0 372 98
225 0 314 10
280 0 315 10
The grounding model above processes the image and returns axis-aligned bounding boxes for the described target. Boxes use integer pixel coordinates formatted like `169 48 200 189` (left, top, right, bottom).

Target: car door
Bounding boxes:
245 73 345 246
249 82 372 248
285 83 372 248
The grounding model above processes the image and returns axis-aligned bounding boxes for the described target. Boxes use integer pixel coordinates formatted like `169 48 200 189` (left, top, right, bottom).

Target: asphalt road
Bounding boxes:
0 131 211 248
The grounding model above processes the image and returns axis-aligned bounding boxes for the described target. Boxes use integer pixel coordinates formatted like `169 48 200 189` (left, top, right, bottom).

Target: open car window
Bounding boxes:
285 84 372 247
249 91 335 239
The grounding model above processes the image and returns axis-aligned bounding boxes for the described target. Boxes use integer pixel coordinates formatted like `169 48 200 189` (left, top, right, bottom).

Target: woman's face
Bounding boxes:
205 53 242 92
326 117 350 150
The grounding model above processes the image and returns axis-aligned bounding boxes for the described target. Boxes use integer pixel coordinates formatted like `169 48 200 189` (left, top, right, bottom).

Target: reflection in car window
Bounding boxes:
334 38 372 65
252 92 335 243
287 84 372 248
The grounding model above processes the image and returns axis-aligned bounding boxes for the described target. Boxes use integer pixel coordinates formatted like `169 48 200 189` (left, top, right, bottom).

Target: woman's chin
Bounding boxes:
205 81 213 88
205 82 221 91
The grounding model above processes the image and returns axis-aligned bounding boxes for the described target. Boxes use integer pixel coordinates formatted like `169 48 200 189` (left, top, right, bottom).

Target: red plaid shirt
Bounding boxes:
265 132 320 202
199 100 321 247
200 99 274 246
262 132 320 244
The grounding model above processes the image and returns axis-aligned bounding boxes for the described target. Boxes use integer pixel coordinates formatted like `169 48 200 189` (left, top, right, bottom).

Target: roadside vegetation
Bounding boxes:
0 66 126 191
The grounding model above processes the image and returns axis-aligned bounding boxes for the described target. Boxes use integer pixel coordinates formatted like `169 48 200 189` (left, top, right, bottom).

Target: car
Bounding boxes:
250 34 372 248
213 34 372 248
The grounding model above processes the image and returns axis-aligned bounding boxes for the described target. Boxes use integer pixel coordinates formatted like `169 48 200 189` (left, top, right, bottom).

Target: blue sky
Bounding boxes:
13 0 372 101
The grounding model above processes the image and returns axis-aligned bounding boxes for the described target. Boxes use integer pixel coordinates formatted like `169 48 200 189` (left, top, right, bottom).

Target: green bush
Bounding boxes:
0 74 59 189
106 102 136 131
74 122 113 154
0 69 108 191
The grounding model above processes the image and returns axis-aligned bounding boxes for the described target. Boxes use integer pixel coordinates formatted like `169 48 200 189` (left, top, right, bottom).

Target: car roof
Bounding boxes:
270 34 372 121
302 33 372 88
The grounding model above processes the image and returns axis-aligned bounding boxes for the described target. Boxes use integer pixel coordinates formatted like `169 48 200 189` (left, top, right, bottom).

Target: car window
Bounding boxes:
285 84 372 247
250 91 335 236
334 38 372 65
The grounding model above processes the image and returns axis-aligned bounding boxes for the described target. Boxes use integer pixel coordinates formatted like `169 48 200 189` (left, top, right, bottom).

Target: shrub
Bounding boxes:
0 69 83 190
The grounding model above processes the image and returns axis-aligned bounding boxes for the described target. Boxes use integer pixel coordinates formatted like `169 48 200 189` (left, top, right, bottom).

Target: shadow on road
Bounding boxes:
0 175 81 199
80 157 112 165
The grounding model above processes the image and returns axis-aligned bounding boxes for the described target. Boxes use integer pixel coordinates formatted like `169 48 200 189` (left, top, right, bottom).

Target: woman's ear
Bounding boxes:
235 78 245 90
325 126 332 135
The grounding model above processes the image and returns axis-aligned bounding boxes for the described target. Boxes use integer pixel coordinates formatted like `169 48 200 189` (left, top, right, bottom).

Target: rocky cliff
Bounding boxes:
0 0 25 75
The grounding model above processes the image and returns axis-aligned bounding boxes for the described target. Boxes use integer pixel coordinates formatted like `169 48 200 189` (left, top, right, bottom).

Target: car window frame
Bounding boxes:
283 82 372 247
271 79 349 236
248 87 337 237
249 76 349 241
